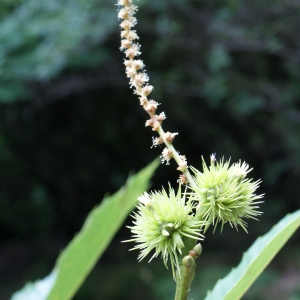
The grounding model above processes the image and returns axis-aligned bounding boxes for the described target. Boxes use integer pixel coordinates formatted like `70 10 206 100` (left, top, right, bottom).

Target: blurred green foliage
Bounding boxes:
0 0 116 101
0 0 300 299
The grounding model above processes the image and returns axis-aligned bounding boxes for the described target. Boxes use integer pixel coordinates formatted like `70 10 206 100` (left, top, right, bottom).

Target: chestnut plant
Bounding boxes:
11 1 300 300
118 0 265 297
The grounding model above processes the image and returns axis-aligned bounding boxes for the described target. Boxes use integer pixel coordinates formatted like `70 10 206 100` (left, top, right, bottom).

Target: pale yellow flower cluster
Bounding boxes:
117 0 190 180
118 0 165 131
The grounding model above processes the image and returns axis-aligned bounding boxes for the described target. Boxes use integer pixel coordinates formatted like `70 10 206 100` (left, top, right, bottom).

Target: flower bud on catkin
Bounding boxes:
161 147 173 165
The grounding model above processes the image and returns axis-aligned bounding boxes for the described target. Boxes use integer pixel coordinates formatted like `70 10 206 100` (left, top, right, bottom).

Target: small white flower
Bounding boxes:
210 153 216 162
137 192 153 207
160 147 172 165
233 160 253 178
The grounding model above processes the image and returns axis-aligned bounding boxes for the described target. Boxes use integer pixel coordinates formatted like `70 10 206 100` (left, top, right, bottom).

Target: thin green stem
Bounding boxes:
175 255 196 300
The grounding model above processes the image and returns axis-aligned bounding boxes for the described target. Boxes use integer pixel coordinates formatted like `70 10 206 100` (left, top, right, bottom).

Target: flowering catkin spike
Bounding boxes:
190 156 264 233
118 0 193 179
123 184 205 280
118 0 169 133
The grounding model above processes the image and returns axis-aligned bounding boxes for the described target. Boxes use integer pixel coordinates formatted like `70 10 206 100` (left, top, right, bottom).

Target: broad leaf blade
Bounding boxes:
46 159 159 300
204 209 300 300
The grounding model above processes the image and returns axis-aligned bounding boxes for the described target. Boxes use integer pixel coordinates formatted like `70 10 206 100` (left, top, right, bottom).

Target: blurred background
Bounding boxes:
0 0 300 299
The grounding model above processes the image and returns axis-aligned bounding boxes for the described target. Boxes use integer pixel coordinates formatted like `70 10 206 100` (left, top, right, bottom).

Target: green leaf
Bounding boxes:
11 269 58 300
45 159 159 300
204 209 300 300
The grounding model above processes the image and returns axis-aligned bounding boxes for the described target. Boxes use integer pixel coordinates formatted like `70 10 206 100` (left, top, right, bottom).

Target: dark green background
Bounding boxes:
1 0 300 299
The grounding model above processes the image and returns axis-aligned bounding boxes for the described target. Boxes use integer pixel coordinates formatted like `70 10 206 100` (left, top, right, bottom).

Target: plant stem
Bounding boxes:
174 255 196 300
